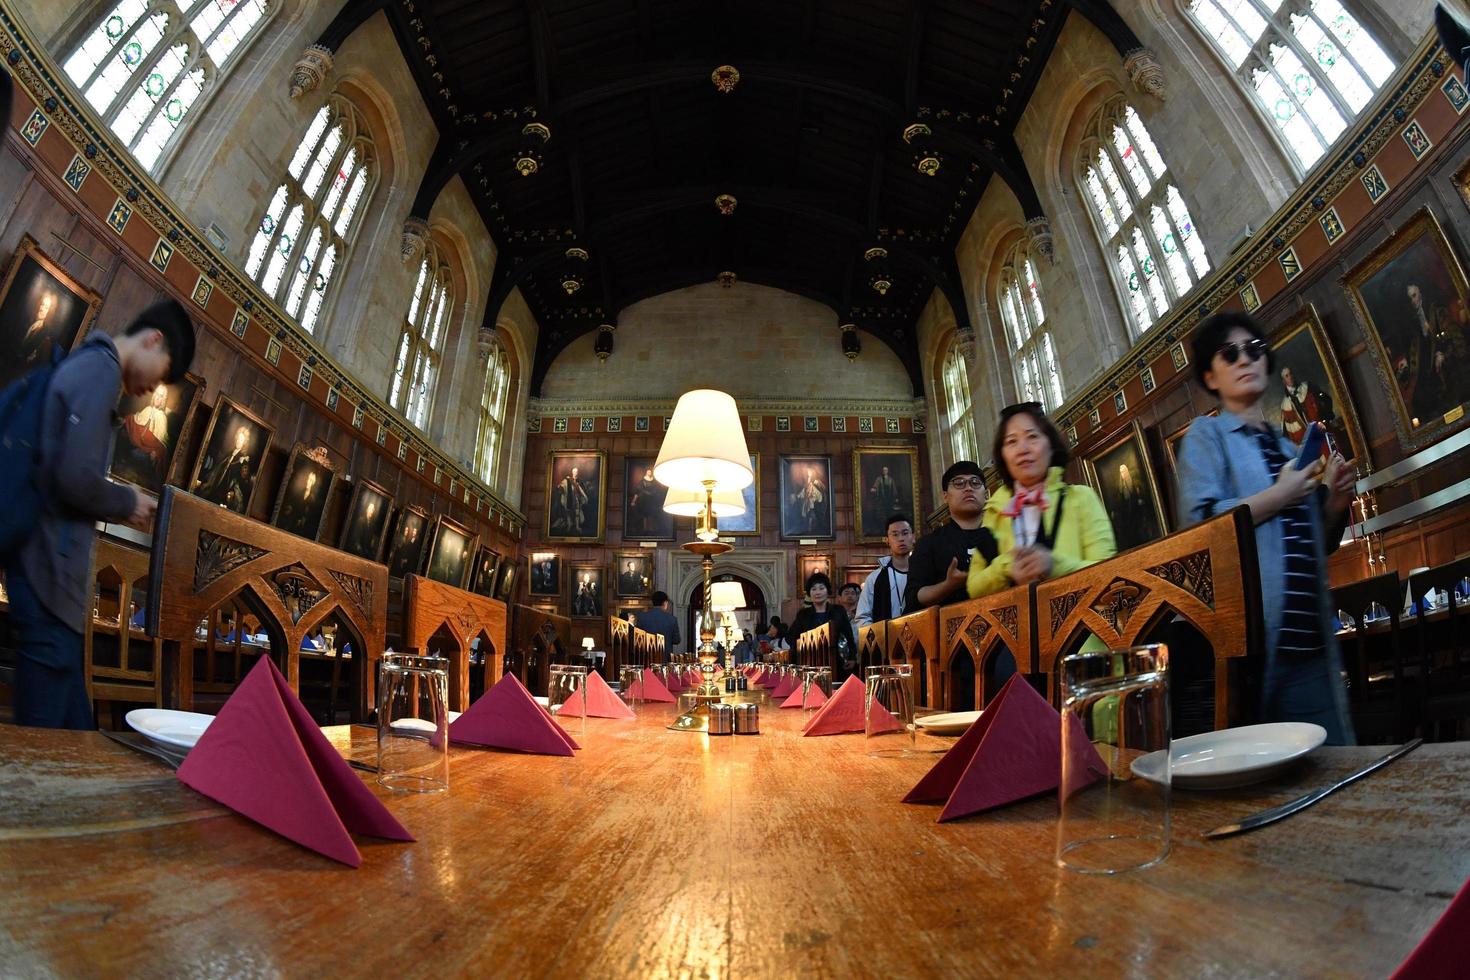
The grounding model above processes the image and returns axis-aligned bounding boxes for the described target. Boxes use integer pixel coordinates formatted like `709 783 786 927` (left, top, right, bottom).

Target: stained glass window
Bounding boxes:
475 344 511 484
1186 0 1394 174
1078 98 1209 336
997 241 1065 411
64 0 272 172
942 342 978 466
390 243 455 430
243 95 377 333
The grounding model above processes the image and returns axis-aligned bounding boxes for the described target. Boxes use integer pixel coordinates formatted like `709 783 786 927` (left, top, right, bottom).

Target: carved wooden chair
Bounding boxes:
85 540 166 724
856 621 886 676
886 607 939 708
938 584 1034 712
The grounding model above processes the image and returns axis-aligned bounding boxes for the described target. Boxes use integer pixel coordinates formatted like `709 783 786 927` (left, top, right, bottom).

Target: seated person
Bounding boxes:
905 461 998 611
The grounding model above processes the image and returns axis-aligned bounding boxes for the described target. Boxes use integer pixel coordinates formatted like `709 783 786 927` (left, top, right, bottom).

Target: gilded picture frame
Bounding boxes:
1082 421 1169 554
470 546 501 599
425 515 478 591
544 450 607 543
269 443 338 542
1342 207 1470 451
778 454 835 540
338 477 394 562
187 395 275 515
1264 305 1368 464
797 553 835 589
110 370 205 497
528 550 562 598
852 446 921 542
0 234 101 391
569 562 605 619
614 551 652 598
384 504 432 580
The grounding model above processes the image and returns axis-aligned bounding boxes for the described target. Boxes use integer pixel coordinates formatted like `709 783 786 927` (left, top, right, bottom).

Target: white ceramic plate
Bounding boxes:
388 712 459 734
1130 722 1327 789
534 696 549 707
125 708 214 751
914 710 984 736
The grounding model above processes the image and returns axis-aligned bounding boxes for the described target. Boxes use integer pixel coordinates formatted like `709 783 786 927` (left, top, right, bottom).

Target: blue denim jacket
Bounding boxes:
1176 410 1354 743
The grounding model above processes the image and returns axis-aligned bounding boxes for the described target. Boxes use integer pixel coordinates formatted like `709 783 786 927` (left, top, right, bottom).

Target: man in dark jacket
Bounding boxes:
9 300 195 728
905 461 998 612
635 590 681 661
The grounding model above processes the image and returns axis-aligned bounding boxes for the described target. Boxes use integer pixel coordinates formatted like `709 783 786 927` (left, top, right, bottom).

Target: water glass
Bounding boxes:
548 663 589 734
376 652 450 793
865 664 915 756
801 666 832 714
620 664 644 712
1056 644 1170 875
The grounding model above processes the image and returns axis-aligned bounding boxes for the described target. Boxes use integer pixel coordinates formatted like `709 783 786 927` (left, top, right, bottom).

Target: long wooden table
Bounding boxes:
1 714 1465 975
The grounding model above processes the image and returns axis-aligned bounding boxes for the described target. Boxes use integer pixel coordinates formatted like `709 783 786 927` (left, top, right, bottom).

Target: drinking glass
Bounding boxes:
1056 644 1170 875
865 664 915 756
801 666 832 714
376 652 450 793
620 664 644 712
548 664 589 734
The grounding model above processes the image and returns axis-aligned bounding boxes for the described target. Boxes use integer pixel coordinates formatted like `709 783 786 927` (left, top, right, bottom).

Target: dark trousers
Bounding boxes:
6 563 93 730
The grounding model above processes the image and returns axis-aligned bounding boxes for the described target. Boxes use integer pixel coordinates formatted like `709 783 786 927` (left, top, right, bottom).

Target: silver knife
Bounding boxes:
100 730 189 770
1203 738 1422 839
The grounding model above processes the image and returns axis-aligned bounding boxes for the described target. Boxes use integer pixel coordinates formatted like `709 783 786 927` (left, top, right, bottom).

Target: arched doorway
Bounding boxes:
685 574 767 654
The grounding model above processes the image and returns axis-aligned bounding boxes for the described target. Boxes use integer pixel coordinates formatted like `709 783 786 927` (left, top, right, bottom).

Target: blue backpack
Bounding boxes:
0 346 64 559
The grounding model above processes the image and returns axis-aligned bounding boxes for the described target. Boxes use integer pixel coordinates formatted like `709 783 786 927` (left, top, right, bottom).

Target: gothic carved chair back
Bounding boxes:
885 607 939 708
797 621 832 670
938 583 1034 711
403 574 508 711
608 616 633 676
857 621 887 676
514 605 571 696
85 538 165 712
1034 506 1262 731
147 487 388 720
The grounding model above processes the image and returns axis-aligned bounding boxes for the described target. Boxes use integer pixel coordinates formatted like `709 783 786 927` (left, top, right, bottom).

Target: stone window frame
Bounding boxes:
1181 0 1395 177
1074 95 1211 338
474 341 511 487
60 0 275 174
940 339 979 468
996 238 1064 412
389 237 455 431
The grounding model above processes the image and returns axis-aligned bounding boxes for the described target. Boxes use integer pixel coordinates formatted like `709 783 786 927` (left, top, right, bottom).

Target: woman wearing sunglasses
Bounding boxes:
1177 312 1357 744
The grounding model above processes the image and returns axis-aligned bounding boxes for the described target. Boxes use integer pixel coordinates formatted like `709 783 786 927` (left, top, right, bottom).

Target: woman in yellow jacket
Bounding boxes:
966 402 1117 599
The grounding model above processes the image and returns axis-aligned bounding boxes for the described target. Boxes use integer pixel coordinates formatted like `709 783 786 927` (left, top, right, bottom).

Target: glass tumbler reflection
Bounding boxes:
548 664 589 734
376 652 450 793
1056 644 1170 875
865 663 915 756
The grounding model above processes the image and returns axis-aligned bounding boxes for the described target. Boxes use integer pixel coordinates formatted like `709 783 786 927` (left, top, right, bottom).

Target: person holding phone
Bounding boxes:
1177 312 1357 743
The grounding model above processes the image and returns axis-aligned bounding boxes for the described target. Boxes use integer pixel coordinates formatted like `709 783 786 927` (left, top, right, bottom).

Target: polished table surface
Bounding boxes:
1 704 1468 977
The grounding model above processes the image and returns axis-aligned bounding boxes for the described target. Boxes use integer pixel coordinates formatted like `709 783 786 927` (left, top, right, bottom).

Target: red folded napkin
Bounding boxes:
802 675 901 736
664 670 684 693
176 657 414 867
760 670 781 689
903 674 1108 822
449 672 578 756
770 672 798 699
556 670 636 719
627 670 676 703
1392 871 1470 979
779 682 829 710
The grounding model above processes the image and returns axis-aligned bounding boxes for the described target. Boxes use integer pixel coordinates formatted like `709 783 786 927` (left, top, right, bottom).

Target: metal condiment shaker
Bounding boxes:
734 702 760 735
709 702 735 735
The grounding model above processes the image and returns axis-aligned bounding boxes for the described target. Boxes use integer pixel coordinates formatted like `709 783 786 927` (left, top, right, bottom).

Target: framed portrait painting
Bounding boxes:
844 563 878 587
470 546 501 598
798 553 835 588
110 371 205 496
425 516 477 590
270 444 337 541
528 551 562 598
1343 207 1470 451
339 478 393 561
719 453 761 536
1082 422 1169 554
385 505 431 580
497 561 518 602
188 396 274 515
1262 306 1367 464
853 447 921 542
545 450 607 543
570 563 605 619
622 456 674 541
779 455 834 540
615 552 652 598
0 235 101 391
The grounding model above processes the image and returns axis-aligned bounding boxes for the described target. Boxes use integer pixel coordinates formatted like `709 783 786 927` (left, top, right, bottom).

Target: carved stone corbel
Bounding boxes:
289 44 335 100
1124 47 1167 103
400 215 430 264
1026 216 1055 266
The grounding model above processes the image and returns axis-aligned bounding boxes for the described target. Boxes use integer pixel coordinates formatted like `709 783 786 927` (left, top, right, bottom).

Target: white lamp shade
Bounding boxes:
709 581 745 611
581 637 594 650
653 389 753 492
663 485 746 517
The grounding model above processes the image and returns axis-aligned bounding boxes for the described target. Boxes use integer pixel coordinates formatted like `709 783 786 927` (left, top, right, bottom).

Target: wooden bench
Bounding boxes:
403 573 507 711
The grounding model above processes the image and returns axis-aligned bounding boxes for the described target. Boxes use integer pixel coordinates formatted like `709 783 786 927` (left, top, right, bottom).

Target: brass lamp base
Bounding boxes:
668 702 716 732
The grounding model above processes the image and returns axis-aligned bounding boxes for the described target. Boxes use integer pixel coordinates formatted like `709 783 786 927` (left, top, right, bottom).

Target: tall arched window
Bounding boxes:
941 342 978 465
474 344 511 484
997 241 1064 411
1186 0 1393 174
63 0 272 172
244 95 377 334
1078 98 1210 337
389 242 454 430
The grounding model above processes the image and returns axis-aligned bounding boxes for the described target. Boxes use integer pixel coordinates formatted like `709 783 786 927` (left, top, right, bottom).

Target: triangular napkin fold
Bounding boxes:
1392 870 1470 979
760 670 781 689
770 672 798 699
556 670 637 719
449 672 578 756
903 674 1108 822
780 682 829 709
802 675 900 736
627 670 676 703
177 657 413 867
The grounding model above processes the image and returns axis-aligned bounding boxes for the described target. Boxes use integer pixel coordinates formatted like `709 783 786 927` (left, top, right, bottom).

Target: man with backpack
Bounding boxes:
5 299 195 729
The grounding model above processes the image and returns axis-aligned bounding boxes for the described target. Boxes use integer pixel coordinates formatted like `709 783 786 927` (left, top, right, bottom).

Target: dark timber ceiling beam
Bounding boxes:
1067 0 1145 58
316 0 386 53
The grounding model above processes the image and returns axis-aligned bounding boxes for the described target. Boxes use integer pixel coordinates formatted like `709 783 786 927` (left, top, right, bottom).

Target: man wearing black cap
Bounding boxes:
905 460 998 612
7 299 196 728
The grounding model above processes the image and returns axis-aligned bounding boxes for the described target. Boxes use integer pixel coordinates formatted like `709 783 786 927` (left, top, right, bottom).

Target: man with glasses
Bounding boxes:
904 462 999 612
854 513 914 627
